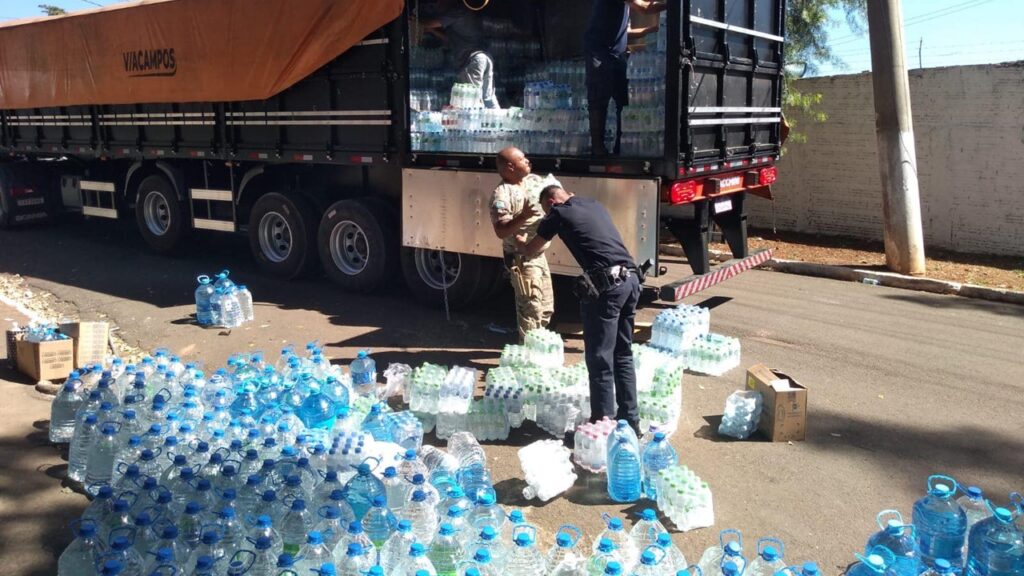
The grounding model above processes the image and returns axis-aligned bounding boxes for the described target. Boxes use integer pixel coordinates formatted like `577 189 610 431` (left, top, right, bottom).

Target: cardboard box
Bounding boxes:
746 363 808 442
60 321 109 368
16 337 75 381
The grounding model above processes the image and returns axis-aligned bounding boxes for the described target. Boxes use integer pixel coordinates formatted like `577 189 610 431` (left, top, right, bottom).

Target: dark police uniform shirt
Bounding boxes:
536 196 634 272
584 0 630 62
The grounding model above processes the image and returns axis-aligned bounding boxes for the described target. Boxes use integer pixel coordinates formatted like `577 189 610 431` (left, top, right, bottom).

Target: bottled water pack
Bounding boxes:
518 439 577 501
717 390 764 440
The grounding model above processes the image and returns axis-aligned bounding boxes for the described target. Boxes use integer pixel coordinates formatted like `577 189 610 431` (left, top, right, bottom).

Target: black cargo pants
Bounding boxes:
581 273 640 425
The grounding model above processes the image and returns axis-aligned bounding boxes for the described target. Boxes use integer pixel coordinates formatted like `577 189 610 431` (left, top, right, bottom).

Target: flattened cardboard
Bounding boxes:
746 363 808 442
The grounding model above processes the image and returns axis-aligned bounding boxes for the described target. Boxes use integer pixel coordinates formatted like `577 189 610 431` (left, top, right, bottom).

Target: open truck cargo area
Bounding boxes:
0 0 785 307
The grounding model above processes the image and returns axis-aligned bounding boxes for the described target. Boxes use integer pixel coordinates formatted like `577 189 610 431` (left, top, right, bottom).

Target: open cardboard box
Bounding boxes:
746 363 808 442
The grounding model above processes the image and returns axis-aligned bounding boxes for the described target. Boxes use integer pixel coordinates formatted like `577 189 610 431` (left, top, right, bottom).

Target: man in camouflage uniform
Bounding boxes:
490 147 554 342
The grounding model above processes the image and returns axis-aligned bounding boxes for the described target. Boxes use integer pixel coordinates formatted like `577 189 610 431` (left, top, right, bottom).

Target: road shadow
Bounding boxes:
879 293 1024 318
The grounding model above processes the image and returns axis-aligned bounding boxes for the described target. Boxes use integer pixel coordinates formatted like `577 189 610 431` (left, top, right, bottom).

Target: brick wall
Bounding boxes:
747 62 1024 257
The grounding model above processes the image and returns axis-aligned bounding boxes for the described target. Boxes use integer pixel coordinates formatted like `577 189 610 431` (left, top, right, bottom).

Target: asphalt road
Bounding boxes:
1 218 1022 575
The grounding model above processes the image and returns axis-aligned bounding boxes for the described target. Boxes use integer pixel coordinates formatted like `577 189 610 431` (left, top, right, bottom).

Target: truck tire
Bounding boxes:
401 248 499 309
317 198 399 292
135 174 189 253
0 183 11 229
248 192 317 279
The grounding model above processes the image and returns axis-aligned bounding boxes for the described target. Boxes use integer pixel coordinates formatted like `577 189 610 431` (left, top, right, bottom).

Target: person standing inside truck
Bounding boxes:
516 185 641 433
490 147 554 343
585 0 666 155
420 0 501 109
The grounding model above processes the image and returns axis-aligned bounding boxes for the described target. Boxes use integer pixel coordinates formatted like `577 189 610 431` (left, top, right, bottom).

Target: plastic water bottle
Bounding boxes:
337 542 373 575
505 527 547 576
68 413 99 482
84 422 120 495
467 490 506 535
865 510 920 576
965 506 1023 576
546 526 585 576
654 533 687 573
519 440 576 502
381 520 417 574
401 489 439 546
745 538 786 576
633 548 670 576
107 534 146 576
959 487 993 537
428 522 466 576
606 436 642 503
345 461 386 520
50 379 86 443
279 499 313 557
630 509 668 552
350 351 377 396
236 285 255 322
641 432 677 499
364 495 398 547
587 537 624 576
58 521 102 576
195 276 216 326
396 542 438 575
362 404 390 441
336 521 376 567
297 531 334 575
697 530 745 576
914 475 968 571
465 525 509 570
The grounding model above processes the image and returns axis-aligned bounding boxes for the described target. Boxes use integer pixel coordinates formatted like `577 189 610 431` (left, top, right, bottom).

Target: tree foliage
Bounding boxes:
784 0 866 143
39 4 67 15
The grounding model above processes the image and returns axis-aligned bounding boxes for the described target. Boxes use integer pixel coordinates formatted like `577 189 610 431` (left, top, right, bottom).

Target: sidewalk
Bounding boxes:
0 301 83 575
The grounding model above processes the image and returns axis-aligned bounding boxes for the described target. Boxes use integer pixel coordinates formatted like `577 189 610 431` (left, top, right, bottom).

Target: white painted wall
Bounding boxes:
747 62 1024 257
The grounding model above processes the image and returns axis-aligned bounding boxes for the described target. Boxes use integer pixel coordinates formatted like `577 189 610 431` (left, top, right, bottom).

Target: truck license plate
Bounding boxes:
714 198 733 214
17 197 45 207
719 175 742 191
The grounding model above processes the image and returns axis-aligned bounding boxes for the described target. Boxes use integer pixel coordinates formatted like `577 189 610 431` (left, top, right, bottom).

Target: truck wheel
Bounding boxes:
401 248 494 309
318 198 399 292
248 192 317 279
135 174 189 253
0 183 10 229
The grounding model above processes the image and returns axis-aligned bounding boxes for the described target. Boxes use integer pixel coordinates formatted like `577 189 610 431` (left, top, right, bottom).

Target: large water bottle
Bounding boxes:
279 499 314 557
630 509 668 553
402 489 440 546
381 520 417 574
633 548 670 576
697 530 744 576
654 533 687 573
914 475 968 571
588 538 624 576
195 276 216 326
505 526 548 576
745 538 786 576
68 413 99 482
345 460 386 520
364 495 398 547
606 436 642 503
350 351 377 396
297 531 334 575
965 505 1023 576
428 522 466 575
467 489 506 535
593 516 637 571
58 521 103 576
396 542 438 575
547 526 585 575
236 285 255 322
865 510 919 576
922 559 957 576
959 487 993 537
84 422 121 495
50 379 86 443
641 432 677 499
362 404 390 441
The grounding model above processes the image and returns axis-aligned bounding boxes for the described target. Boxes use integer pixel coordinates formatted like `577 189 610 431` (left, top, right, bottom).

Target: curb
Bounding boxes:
658 245 1024 306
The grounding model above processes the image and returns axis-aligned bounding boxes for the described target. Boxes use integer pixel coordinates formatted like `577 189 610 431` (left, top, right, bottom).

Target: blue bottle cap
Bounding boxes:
277 554 295 568
256 514 272 528
411 473 426 485
357 351 368 359
721 562 740 576
802 562 821 576
654 431 667 442
994 507 1013 523
598 538 615 552
474 548 492 563
412 490 427 502
161 525 178 539
967 486 983 499
556 532 572 547
640 508 656 521
725 541 742 555
372 495 386 507
657 533 672 547
184 501 203 514
79 522 97 538
201 530 220 544
154 547 173 562
347 521 362 534
285 475 301 487
447 505 463 518
514 532 533 547
101 560 123 576
465 570 480 576
96 486 113 499
866 555 885 569
110 536 131 550
255 535 273 550
196 556 215 570
481 526 497 541
608 517 623 531
397 519 412 532
604 561 623 575
934 560 953 574
409 543 426 556
641 550 658 565
762 546 779 561
291 499 305 511
439 523 455 536
308 531 323 545
509 509 524 522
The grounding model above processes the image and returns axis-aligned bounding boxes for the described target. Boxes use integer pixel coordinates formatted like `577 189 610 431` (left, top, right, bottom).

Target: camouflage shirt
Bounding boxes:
490 179 549 259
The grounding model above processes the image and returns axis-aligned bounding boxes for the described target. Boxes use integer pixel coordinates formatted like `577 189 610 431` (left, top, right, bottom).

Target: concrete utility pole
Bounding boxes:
866 0 926 275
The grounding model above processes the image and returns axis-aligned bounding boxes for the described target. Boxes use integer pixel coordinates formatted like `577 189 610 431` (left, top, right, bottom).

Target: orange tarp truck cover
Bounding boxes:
0 0 404 110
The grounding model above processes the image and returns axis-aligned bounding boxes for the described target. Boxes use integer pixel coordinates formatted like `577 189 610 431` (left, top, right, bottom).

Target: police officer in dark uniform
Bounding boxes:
516 184 643 432
585 0 665 156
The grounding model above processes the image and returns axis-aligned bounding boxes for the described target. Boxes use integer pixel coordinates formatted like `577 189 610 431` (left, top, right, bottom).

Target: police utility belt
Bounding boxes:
574 264 635 299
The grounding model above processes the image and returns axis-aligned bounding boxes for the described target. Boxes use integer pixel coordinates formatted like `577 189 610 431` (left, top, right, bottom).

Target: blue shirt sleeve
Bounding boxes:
536 209 561 240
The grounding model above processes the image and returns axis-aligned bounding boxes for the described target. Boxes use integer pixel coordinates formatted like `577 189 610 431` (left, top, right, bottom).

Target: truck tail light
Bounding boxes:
759 166 778 185
10 186 35 197
668 181 697 204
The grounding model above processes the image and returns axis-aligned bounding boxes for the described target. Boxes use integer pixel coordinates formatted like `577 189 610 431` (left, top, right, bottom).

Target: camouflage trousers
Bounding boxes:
508 255 554 343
